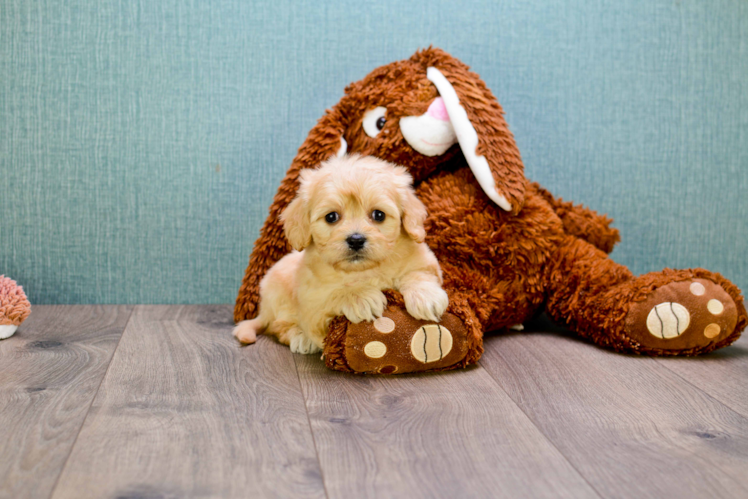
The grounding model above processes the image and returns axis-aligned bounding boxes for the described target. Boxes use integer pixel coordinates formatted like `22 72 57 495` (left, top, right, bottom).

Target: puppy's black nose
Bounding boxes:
346 233 367 251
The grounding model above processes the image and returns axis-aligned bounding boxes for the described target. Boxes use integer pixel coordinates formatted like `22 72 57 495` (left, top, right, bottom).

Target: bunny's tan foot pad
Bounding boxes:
625 278 739 354
323 305 471 374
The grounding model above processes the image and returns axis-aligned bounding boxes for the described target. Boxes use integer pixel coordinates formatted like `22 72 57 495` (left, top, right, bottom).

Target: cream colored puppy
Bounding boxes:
233 154 448 354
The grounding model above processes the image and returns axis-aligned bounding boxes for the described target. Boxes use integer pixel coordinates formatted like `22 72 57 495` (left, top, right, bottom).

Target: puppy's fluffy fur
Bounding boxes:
233 155 448 354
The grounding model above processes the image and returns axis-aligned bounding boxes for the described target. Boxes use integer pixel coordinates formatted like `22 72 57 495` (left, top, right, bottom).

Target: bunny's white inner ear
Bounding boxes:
337 137 348 157
427 67 512 212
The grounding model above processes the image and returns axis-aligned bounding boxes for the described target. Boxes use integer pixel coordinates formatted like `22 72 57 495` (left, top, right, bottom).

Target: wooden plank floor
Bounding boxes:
0 306 133 498
1 305 747 498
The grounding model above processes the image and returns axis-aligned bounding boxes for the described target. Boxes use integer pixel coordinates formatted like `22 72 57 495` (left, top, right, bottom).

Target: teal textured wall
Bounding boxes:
1 0 746 304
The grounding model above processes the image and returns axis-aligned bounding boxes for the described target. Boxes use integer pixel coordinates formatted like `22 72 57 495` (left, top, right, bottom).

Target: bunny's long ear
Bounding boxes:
234 107 349 322
415 50 526 214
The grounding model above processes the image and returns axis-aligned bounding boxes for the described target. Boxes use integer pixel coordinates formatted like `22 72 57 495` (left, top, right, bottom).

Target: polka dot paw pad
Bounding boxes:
363 341 387 358
626 279 738 351
342 305 469 374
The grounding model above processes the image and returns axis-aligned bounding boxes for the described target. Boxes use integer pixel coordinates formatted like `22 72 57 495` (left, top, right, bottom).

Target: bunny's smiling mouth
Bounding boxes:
421 139 453 147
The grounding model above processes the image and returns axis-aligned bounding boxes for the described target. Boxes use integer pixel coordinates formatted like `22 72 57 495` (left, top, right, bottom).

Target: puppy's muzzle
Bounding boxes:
346 233 367 252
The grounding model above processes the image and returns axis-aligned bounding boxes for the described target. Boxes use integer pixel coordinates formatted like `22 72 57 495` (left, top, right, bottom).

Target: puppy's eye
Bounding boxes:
325 212 339 224
371 210 386 222
363 107 387 138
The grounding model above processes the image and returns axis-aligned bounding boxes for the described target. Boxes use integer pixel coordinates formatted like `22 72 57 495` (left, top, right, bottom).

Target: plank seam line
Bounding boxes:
292 354 330 499
48 305 136 498
653 357 748 421
477 344 603 499
650 356 748 492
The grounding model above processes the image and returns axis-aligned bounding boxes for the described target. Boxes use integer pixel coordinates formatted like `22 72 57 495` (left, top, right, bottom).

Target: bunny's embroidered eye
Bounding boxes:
325 212 339 224
363 107 387 138
371 210 386 222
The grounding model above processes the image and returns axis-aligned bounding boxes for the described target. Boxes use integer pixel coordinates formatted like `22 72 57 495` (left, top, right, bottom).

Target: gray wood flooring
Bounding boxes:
2 305 747 498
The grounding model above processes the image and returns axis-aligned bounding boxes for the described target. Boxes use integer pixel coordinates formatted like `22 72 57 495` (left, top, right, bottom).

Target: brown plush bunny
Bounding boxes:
236 47 746 374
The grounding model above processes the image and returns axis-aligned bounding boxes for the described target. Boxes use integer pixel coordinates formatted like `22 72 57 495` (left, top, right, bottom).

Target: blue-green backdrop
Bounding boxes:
1 0 746 305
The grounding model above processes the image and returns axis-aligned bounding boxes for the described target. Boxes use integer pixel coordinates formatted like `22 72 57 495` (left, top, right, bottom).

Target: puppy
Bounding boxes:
233 154 448 354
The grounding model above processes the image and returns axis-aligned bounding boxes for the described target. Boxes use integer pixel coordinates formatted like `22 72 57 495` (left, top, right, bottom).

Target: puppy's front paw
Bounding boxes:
340 290 388 323
403 283 449 323
289 333 322 354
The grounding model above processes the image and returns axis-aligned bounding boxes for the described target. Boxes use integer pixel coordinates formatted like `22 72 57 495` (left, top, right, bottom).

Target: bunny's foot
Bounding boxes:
323 290 482 374
624 272 746 355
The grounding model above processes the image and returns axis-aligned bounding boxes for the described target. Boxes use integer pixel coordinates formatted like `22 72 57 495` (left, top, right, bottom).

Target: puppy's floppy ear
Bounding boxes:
394 167 427 243
411 48 526 215
281 194 311 251
235 105 350 322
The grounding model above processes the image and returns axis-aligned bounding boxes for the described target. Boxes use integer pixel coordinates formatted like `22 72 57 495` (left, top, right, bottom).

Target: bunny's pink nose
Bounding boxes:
427 97 450 121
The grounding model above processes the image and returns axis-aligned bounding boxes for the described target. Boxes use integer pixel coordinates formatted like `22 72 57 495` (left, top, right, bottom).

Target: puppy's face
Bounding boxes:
282 155 426 272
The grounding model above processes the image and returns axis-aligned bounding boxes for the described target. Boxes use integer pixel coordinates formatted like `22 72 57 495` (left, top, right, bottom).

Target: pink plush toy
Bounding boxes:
0 275 31 340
